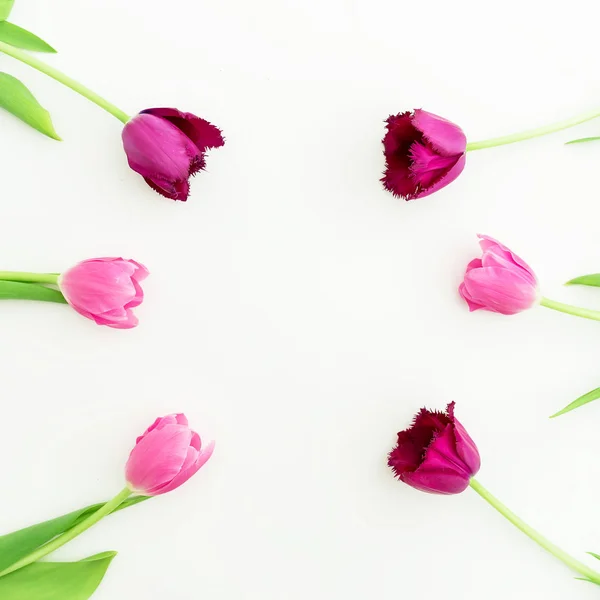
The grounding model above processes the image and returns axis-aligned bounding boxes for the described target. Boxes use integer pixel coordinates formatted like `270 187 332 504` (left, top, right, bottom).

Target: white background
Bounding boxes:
1 0 600 598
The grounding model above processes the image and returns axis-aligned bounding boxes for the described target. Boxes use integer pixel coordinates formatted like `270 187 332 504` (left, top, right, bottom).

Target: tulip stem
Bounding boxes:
465 109 600 151
469 479 600 584
0 280 67 303
0 271 58 284
540 297 600 322
0 40 130 124
0 487 132 578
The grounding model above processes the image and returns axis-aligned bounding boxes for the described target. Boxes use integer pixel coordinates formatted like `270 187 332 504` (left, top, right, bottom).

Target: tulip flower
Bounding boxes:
122 108 224 201
0 42 224 201
382 110 467 200
388 402 480 494
382 107 600 200
59 258 148 328
0 257 148 329
389 403 600 585
125 413 215 496
458 235 539 315
459 235 600 323
0 413 214 579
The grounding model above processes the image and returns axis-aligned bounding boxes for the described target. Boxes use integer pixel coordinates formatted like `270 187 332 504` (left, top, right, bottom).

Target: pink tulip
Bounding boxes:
122 107 224 202
388 402 480 495
126 414 214 496
382 109 466 200
59 258 148 329
459 235 539 315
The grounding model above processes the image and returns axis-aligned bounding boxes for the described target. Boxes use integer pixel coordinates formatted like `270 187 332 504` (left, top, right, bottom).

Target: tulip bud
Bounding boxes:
122 107 224 202
459 235 539 315
388 402 480 494
382 109 466 200
125 414 215 496
58 257 148 329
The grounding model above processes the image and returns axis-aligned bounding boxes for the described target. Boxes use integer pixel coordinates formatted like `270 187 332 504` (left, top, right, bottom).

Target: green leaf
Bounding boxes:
0 551 116 599
550 387 600 418
0 22 56 52
565 273 600 287
0 281 67 303
589 552 600 561
0 73 60 139
0 0 14 21
566 137 600 145
0 496 149 572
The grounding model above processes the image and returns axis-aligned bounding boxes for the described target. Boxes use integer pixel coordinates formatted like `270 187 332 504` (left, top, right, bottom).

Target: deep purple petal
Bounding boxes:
141 107 224 152
412 109 467 156
413 153 466 199
144 176 190 202
122 114 200 182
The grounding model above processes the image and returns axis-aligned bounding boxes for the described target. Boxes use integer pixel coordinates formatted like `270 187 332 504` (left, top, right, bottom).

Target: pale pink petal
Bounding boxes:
126 425 192 494
156 440 215 495
462 267 538 315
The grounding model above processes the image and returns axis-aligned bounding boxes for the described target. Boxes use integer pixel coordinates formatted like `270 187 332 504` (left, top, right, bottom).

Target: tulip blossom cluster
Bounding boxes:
0 414 214 592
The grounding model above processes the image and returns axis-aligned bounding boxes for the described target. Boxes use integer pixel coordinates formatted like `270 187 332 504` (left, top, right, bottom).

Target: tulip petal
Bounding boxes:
478 235 536 285
462 267 538 315
458 282 486 312
157 439 215 495
144 176 191 202
412 109 467 156
142 108 224 152
126 425 192 495
414 154 466 199
402 425 472 494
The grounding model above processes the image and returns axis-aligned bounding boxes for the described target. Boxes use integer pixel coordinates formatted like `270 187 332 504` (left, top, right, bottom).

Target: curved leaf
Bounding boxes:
0 496 149 572
0 73 60 139
565 273 600 287
566 137 600 145
0 552 116 599
0 0 14 21
550 387 600 418
0 22 56 52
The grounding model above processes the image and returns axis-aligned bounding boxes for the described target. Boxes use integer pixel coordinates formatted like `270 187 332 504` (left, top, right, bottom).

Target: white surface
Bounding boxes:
1 0 600 598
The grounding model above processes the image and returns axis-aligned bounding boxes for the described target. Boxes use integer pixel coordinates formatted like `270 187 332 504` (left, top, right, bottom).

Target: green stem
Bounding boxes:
0 271 58 284
0 280 67 303
0 488 132 578
470 479 600 584
540 297 600 322
0 40 130 123
466 109 600 151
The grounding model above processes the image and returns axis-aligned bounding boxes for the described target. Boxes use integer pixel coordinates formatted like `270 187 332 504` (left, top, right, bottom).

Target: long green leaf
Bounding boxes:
0 0 14 21
0 73 60 139
566 137 600 145
550 387 600 418
565 273 600 287
0 22 56 52
589 552 600 561
0 551 116 599
0 496 148 572
0 280 67 303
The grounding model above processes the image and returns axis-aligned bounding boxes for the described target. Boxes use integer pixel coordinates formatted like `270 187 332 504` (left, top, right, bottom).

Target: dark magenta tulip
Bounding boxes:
122 107 224 201
382 109 466 200
388 402 480 494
